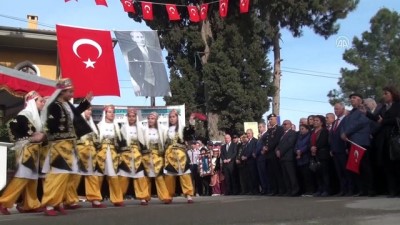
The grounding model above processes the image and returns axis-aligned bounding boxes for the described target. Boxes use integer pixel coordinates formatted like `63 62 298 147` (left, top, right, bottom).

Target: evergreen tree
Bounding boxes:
128 1 273 139
329 8 400 104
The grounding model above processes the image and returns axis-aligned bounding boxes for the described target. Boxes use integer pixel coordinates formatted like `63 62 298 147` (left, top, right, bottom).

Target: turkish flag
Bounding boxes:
142 2 153 20
166 4 180 21
346 142 366 174
56 25 120 97
200 4 208 21
187 6 200 22
239 0 250 13
219 0 229 18
120 0 135 13
95 0 108 7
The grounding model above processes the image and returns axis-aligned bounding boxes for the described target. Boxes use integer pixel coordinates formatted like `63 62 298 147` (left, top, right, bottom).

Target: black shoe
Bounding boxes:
313 192 321 197
353 192 367 197
334 192 345 197
320 192 329 197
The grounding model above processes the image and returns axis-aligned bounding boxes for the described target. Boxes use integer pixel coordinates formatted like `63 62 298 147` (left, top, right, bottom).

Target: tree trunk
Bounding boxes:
272 30 281 115
200 20 224 141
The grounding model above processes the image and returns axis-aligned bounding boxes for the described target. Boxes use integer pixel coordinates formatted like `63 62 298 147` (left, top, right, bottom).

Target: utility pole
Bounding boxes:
272 30 281 116
150 97 155 107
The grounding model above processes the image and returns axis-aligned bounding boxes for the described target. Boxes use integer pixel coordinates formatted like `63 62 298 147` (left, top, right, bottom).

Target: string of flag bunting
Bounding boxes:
65 0 251 21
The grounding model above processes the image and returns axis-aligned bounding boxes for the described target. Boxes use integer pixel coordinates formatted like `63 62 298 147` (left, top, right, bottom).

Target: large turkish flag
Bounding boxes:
56 25 120 97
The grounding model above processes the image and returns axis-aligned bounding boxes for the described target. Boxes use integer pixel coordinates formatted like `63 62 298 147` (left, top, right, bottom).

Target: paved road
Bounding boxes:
1 195 400 225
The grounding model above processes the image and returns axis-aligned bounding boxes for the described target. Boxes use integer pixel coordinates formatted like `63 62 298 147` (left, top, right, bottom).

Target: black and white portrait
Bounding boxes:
115 31 171 97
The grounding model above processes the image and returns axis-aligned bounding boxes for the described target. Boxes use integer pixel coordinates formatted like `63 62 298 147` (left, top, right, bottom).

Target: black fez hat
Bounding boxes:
349 93 363 99
267 113 277 120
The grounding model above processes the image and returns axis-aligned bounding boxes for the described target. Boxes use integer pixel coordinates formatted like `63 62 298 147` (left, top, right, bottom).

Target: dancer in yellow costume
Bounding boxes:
96 104 124 207
118 107 150 205
0 91 45 215
164 109 194 203
40 78 93 216
75 107 106 208
141 112 172 204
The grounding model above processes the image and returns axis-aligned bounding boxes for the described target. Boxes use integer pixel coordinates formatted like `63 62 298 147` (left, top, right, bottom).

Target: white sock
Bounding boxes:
46 206 54 210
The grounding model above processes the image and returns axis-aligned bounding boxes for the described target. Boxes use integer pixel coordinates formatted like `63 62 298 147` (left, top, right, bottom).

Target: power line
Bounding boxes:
281 96 328 104
282 66 340 76
0 14 55 29
281 69 339 79
280 107 327 115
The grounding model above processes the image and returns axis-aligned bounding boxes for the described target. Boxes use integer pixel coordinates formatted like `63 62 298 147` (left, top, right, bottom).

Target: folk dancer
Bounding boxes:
0 91 45 215
163 109 194 203
96 104 125 207
118 107 150 205
76 107 106 208
40 78 93 216
141 112 172 204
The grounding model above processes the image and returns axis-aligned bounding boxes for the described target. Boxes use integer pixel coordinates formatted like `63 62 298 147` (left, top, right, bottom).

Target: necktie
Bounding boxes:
226 144 230 152
333 119 340 131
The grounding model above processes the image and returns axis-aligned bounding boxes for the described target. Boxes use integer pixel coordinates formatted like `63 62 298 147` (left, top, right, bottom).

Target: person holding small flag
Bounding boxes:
341 93 374 197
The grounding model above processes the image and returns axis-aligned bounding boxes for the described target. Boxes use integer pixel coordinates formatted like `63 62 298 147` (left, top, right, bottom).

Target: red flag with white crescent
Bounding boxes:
95 0 108 7
219 0 229 18
346 142 366 174
187 6 200 22
141 2 154 20
239 0 250 13
200 4 208 21
120 0 135 13
56 25 120 97
166 4 180 21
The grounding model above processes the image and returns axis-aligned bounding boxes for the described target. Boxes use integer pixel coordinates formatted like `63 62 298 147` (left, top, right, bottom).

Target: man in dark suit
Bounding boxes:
255 122 268 195
276 120 299 196
330 102 353 196
127 31 170 97
221 134 238 195
265 114 285 196
245 129 259 195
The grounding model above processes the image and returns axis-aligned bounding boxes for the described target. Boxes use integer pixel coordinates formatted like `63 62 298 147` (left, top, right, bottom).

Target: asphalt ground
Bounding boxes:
1 195 400 225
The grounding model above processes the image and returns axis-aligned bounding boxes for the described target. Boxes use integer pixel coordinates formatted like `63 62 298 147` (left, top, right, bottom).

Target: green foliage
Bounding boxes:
333 8 400 103
128 0 274 135
127 0 359 133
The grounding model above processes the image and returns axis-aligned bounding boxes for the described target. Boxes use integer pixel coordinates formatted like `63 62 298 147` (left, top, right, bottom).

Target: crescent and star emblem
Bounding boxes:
201 7 206 15
169 7 175 14
240 0 247 6
144 5 151 13
190 8 197 15
72 38 103 69
221 3 226 12
354 150 359 163
124 0 131 7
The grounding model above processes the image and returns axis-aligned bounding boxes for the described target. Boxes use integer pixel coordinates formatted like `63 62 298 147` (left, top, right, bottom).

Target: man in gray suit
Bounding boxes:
276 120 300 196
221 134 238 195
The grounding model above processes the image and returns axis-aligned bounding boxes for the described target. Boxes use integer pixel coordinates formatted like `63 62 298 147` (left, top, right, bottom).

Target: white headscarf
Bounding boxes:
19 91 42 132
97 105 121 142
